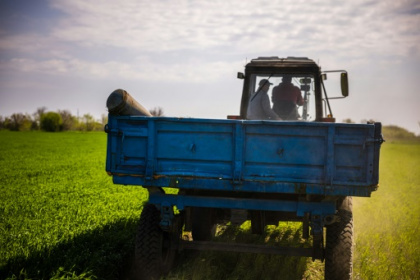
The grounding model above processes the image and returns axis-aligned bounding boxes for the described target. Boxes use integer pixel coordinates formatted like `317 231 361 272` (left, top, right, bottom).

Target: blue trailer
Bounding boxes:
105 57 384 280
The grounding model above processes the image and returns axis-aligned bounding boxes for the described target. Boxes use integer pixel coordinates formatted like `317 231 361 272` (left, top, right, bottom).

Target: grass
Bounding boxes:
353 141 420 280
0 131 419 279
166 221 313 280
0 131 147 279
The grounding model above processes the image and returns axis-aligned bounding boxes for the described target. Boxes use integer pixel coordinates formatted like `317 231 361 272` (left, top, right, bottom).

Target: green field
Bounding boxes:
0 131 419 279
0 131 147 279
353 142 420 280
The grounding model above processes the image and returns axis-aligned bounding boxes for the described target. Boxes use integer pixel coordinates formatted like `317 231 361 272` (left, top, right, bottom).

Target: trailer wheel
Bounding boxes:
192 207 213 241
325 196 353 280
134 204 182 280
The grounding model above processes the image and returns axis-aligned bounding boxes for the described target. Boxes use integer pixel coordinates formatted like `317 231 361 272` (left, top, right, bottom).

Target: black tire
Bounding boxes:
325 196 353 280
191 207 213 241
134 204 181 280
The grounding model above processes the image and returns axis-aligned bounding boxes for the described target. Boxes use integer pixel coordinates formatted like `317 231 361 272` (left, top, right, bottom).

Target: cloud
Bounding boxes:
2 0 418 69
0 0 418 86
0 55 238 83
1 0 419 133
43 0 418 59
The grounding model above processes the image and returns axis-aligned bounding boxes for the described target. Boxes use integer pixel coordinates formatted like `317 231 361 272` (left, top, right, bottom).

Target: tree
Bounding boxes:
41 112 63 132
342 118 355 124
35 107 47 118
58 110 76 131
361 119 376 124
150 107 164 117
101 114 108 127
32 107 47 130
83 114 95 131
8 113 31 131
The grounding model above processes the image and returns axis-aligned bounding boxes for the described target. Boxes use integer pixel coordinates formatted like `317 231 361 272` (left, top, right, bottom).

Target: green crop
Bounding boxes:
1 131 418 279
0 131 147 279
353 142 420 280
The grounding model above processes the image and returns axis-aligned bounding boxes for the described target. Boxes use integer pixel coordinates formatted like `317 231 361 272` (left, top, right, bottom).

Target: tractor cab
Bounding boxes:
236 57 348 122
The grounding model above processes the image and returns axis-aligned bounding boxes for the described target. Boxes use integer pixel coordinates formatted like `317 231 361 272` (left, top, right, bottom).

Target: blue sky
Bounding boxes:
1 0 419 134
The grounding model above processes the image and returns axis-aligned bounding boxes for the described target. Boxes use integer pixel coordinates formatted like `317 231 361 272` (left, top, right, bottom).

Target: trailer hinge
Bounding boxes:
364 135 385 148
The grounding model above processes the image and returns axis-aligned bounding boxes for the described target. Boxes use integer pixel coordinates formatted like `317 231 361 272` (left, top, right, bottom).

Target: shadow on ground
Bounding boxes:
2 221 316 280
0 219 138 279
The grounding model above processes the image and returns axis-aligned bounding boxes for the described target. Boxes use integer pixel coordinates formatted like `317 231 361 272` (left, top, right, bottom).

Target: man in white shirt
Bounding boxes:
247 79 281 120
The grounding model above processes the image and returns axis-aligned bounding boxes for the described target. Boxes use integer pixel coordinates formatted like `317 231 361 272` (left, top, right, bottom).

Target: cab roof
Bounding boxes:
246 56 320 72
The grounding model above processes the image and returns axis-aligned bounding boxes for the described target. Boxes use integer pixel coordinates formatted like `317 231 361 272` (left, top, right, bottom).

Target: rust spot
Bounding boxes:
110 172 144 177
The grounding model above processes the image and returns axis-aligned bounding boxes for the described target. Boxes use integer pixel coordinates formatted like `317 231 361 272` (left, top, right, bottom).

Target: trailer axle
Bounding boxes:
180 240 321 259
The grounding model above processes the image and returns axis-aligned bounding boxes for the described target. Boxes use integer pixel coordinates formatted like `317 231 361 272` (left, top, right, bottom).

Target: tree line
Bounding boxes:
2 108 417 139
0 107 107 132
0 107 165 132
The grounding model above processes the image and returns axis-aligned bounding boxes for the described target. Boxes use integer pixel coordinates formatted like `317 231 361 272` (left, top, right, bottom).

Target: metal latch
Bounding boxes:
364 134 385 148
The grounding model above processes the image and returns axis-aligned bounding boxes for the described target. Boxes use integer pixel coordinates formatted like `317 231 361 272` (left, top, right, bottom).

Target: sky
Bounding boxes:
0 0 419 134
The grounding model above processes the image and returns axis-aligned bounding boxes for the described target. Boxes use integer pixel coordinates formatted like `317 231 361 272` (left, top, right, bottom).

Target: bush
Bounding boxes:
41 112 63 132
382 125 418 140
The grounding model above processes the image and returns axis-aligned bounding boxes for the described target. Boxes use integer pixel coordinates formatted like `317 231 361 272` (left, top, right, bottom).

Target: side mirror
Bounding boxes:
237 72 245 79
341 72 349 97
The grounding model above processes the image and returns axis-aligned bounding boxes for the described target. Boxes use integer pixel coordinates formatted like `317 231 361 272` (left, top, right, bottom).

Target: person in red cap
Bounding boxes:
271 76 304 120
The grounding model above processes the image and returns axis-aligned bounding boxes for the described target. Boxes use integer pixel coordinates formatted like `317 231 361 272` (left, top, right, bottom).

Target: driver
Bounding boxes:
271 75 304 120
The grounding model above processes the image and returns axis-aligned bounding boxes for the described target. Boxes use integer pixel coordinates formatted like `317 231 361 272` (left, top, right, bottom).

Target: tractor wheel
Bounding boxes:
191 207 214 241
134 204 182 280
325 196 353 280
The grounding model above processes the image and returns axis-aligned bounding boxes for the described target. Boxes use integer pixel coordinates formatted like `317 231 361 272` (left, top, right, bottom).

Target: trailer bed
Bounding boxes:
106 116 382 197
